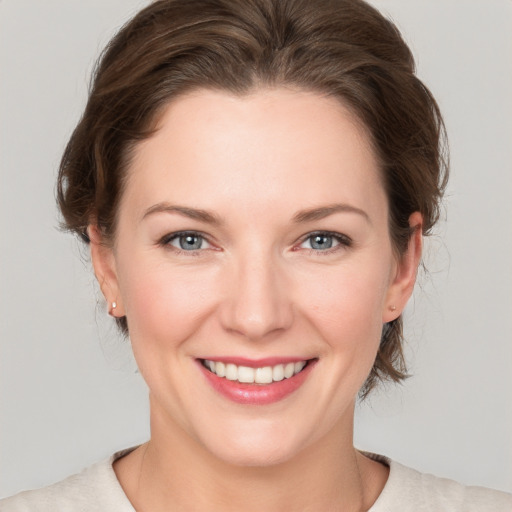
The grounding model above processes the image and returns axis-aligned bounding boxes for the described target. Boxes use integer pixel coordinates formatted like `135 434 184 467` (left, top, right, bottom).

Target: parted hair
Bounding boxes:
57 0 448 397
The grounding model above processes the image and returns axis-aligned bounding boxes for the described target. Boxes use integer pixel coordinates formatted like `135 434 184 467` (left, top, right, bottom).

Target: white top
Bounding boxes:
2 448 511 511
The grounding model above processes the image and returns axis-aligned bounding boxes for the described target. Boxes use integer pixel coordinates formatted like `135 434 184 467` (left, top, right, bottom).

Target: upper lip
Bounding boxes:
198 356 315 368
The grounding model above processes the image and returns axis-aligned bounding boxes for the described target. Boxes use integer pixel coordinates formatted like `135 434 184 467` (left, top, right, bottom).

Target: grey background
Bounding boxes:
1 0 511 497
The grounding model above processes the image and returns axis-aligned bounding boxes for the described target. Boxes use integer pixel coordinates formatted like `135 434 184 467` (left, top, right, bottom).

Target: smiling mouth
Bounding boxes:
200 359 313 385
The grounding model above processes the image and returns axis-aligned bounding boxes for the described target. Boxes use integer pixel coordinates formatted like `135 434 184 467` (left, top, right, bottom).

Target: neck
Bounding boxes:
115 397 386 512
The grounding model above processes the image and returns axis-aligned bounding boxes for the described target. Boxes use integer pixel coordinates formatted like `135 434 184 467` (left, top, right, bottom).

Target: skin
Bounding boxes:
90 88 422 511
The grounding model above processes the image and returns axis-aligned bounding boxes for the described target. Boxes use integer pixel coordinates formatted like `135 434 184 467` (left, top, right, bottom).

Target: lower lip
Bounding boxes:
198 360 316 405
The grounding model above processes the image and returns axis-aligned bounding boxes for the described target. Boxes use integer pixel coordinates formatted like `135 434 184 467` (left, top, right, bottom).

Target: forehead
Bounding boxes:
122 88 385 219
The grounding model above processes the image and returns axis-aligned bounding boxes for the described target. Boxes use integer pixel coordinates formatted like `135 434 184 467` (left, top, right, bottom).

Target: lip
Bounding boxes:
197 358 317 405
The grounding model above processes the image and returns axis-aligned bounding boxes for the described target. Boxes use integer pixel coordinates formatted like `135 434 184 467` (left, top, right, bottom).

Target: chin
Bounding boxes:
194 418 313 468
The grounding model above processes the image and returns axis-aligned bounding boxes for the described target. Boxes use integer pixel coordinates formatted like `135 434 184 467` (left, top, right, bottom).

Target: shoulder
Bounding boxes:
0 449 135 512
366 453 512 512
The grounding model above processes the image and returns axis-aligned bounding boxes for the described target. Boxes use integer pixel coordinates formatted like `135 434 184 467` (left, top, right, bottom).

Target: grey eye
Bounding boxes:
305 234 335 250
180 234 203 250
168 232 210 251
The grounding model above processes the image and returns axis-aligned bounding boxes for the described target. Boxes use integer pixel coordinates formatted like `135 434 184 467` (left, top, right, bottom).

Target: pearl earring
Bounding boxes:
109 301 118 317
389 305 396 311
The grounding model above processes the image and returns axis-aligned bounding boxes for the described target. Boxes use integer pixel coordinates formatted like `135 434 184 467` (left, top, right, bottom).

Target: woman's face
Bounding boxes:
92 88 420 466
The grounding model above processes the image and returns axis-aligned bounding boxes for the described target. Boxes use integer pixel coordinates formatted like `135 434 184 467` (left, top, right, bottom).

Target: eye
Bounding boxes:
304 233 336 250
161 231 212 251
298 232 352 252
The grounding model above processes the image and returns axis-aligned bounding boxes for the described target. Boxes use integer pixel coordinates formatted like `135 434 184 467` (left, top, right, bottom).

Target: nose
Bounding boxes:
219 251 294 341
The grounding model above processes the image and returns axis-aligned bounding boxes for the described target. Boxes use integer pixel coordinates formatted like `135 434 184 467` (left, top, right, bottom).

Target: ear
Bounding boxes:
88 225 125 317
382 212 423 323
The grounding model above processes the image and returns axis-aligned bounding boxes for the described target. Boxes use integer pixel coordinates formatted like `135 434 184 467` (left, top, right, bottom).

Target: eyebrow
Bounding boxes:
292 203 371 224
141 202 370 226
141 203 223 225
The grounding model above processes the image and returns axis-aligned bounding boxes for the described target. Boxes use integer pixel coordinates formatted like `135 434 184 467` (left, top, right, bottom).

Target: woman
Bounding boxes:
2 0 511 510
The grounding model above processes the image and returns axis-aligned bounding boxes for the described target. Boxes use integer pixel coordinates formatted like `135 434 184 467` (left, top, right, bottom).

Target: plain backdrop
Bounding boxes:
1 0 511 498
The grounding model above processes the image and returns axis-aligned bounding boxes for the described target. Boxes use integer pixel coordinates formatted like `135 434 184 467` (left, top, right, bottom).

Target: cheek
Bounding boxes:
301 266 388 326
117 257 219 358
296 259 391 357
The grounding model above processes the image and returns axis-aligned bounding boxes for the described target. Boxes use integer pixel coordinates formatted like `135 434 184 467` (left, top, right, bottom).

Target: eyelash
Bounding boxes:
158 230 353 256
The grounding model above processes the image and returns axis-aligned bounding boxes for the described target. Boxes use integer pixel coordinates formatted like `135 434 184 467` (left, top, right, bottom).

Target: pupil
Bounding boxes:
312 235 332 250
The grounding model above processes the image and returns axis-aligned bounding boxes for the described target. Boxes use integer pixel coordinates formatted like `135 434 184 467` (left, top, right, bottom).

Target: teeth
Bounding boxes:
203 359 308 384
238 366 255 383
272 364 284 381
225 363 237 381
215 361 226 377
294 361 306 373
255 366 273 384
284 362 295 378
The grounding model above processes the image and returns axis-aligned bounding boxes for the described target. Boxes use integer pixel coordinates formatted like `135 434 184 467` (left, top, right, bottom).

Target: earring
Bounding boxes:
389 305 397 312
109 301 117 317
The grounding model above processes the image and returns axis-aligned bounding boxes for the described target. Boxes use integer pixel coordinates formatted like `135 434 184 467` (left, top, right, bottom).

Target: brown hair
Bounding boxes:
57 0 448 397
